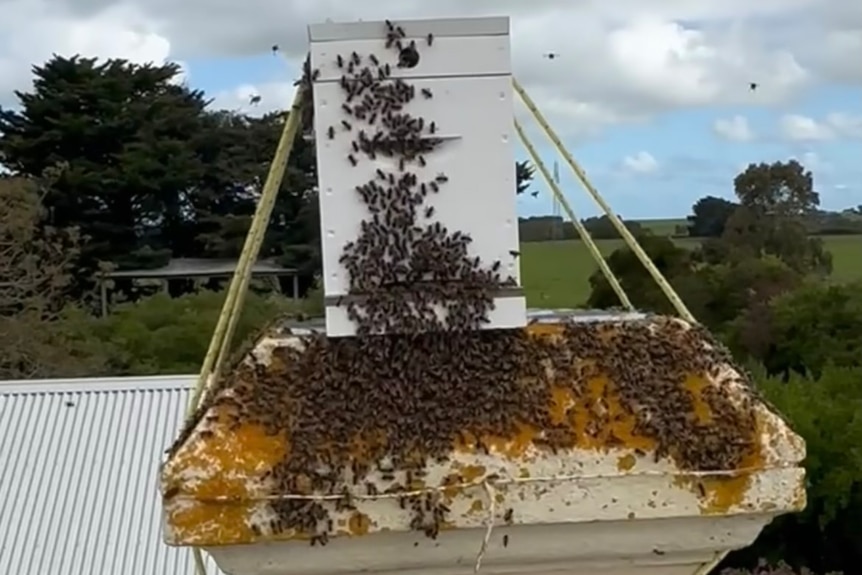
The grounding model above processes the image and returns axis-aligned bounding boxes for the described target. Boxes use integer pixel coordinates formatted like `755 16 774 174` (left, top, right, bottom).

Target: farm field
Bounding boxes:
518 234 862 309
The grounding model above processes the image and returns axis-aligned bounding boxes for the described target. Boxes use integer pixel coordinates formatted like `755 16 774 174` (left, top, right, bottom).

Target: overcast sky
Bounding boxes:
1 0 860 218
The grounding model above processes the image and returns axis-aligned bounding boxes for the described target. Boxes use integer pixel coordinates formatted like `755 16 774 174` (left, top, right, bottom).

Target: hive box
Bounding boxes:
310 17 527 337
160 310 807 575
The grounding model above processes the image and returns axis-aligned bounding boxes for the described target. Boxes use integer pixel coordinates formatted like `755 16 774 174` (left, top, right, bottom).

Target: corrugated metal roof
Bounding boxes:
0 374 225 575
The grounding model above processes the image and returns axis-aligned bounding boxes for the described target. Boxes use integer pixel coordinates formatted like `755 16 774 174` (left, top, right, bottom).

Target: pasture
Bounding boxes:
518 234 862 309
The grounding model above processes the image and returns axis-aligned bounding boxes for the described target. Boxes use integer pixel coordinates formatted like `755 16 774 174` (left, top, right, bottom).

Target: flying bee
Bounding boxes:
348 154 358 166
341 120 352 130
509 250 520 258
426 32 434 46
435 173 448 183
327 126 335 139
421 88 433 99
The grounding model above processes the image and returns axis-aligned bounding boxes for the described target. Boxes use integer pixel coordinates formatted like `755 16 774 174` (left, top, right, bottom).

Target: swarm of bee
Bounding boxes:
172 316 762 545
166 21 763 549
325 20 515 335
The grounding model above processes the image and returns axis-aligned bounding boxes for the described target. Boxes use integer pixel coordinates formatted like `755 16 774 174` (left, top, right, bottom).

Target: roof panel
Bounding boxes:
0 375 224 575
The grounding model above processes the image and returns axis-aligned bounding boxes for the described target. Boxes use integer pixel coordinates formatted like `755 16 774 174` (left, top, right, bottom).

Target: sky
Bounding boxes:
0 0 860 220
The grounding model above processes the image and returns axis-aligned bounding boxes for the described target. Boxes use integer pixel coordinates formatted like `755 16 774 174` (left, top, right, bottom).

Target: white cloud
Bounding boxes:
0 0 858 140
826 112 862 138
779 112 862 141
623 151 659 174
713 115 755 141
779 114 836 141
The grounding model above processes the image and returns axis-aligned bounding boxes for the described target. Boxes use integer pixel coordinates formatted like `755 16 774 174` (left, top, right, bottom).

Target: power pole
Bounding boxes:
552 160 562 239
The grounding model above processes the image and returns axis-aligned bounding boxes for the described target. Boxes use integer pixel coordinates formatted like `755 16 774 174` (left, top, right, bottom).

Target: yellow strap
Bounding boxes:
513 118 634 310
512 77 696 323
182 82 308 575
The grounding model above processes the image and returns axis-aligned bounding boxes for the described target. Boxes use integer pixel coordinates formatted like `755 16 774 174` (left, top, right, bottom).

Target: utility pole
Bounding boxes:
552 160 563 239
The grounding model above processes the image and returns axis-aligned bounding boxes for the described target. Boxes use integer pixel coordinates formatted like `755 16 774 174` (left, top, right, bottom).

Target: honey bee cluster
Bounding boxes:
170 315 763 545
327 20 515 335
165 21 762 552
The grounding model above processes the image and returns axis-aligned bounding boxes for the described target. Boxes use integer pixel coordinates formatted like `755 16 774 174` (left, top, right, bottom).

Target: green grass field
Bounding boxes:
518 234 862 309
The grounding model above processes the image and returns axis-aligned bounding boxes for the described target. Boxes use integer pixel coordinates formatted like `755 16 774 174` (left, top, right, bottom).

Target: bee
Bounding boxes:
351 51 361 65
369 54 379 66
336 54 344 68
424 206 434 218
342 103 353 115
503 508 514 524
426 32 434 46
492 260 501 271
376 168 386 180
348 154 358 166
311 68 320 81
509 250 520 258
430 181 439 193
418 155 426 167
352 141 359 152
369 112 377 124
399 157 405 171
396 25 406 37
503 534 509 548
384 63 391 76
429 121 436 134
435 173 448 183
385 19 394 31
421 88 433 99
341 120 352 130
327 126 335 139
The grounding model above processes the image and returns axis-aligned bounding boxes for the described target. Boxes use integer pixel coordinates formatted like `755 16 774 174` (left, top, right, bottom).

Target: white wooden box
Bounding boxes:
309 17 526 337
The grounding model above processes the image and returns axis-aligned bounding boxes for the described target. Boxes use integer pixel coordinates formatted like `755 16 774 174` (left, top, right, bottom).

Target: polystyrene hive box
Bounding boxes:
309 17 527 337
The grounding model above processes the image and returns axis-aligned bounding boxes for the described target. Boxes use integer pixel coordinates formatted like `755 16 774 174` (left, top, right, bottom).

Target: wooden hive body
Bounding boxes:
160 310 805 575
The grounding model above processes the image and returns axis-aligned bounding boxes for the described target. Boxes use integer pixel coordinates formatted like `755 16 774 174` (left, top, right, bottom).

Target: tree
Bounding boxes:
0 56 212 287
581 214 644 240
0 55 323 297
687 195 738 238
735 281 862 378
515 160 535 195
704 160 832 276
585 233 695 312
0 176 106 378
734 160 819 217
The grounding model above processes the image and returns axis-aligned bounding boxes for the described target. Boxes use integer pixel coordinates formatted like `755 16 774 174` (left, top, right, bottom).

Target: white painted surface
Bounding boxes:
309 17 525 337
206 515 774 575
